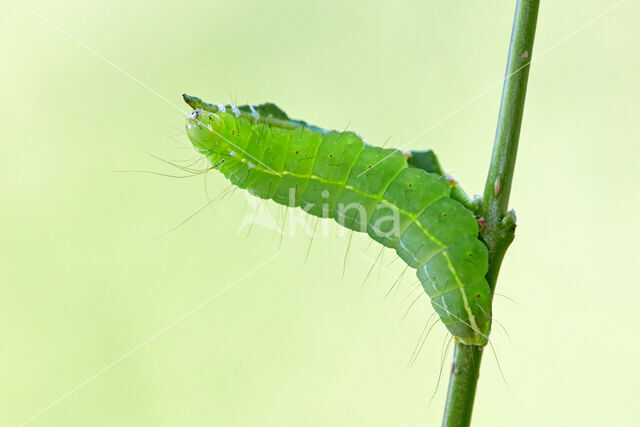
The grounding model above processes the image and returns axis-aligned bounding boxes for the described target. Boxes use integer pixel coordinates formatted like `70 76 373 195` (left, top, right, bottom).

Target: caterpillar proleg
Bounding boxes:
183 94 492 346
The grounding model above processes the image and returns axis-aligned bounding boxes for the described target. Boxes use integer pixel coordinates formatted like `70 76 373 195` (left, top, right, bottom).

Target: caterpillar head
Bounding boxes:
185 109 226 155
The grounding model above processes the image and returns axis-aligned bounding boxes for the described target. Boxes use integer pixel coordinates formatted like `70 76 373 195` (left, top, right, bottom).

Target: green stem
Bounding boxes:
442 1 539 426
442 344 483 427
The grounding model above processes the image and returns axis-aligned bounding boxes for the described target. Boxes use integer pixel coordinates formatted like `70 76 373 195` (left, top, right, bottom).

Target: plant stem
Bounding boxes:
442 1 539 426
441 344 483 427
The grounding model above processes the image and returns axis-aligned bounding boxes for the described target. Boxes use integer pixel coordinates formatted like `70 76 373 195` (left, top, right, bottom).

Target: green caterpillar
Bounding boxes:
183 94 492 346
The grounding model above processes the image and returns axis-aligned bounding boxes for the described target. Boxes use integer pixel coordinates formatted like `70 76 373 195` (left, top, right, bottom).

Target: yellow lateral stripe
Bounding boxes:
219 148 404 202
443 251 480 333
414 220 446 249
378 199 415 218
413 218 479 335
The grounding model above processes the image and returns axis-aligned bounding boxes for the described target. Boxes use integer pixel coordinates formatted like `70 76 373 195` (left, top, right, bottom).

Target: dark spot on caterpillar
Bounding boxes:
476 294 481 298
408 183 412 188
329 154 333 158
468 252 473 257
442 213 447 217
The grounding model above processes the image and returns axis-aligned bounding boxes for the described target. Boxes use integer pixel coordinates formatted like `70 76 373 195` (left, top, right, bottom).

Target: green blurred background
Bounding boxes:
2 1 638 426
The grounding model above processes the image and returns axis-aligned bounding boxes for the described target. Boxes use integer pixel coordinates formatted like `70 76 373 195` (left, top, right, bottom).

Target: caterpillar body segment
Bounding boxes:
184 95 492 346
